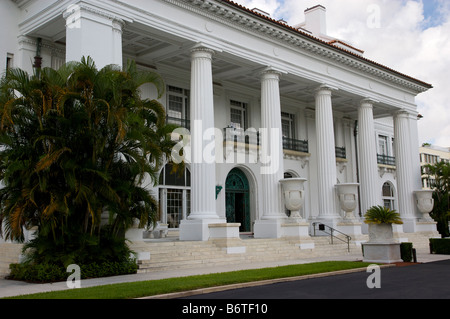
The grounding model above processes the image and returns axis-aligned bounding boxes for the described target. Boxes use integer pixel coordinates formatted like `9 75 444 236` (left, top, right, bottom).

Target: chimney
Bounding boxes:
304 5 327 36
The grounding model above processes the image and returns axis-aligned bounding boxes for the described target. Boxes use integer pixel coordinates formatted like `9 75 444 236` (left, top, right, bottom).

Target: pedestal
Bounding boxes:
281 222 310 238
254 219 282 239
362 242 402 263
125 226 144 242
281 222 314 249
415 221 439 234
179 219 226 241
336 221 362 237
209 223 246 254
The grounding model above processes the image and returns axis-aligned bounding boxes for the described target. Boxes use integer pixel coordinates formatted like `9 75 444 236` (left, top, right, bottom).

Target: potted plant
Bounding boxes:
364 205 403 243
362 205 403 263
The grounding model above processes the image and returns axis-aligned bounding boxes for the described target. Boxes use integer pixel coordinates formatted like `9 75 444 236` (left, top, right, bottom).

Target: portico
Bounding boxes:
5 0 437 245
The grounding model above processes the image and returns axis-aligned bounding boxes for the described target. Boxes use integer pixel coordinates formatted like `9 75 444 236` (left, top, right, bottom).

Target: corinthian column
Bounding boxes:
315 85 339 221
394 111 416 232
358 99 381 217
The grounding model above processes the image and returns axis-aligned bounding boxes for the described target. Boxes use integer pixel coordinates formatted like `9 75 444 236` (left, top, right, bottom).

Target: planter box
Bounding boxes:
368 223 394 243
362 242 402 263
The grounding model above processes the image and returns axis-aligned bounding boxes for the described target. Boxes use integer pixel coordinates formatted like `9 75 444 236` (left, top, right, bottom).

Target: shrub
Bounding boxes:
429 238 450 255
400 242 413 262
8 260 137 283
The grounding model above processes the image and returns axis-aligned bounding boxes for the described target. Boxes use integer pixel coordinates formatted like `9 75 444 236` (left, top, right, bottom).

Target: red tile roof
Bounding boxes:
218 0 433 90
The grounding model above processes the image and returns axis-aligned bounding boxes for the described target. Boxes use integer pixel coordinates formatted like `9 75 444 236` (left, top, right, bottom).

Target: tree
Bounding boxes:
426 161 450 237
0 57 176 266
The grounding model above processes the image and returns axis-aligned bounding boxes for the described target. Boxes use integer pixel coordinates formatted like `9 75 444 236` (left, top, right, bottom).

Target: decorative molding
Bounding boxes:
163 0 430 94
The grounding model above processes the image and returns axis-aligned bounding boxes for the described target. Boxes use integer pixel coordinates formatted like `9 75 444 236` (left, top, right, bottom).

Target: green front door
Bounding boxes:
225 168 250 232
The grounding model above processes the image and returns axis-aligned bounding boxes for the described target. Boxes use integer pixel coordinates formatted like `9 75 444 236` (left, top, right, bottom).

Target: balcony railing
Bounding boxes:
335 147 346 159
377 154 396 166
223 127 259 145
282 137 309 153
166 116 190 130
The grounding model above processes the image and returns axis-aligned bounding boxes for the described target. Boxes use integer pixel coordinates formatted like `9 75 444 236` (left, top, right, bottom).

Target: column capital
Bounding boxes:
360 97 379 107
394 109 415 119
315 84 338 96
260 67 285 80
190 46 215 60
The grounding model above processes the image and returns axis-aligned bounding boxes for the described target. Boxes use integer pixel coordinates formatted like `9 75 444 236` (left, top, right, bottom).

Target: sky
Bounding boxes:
231 0 450 147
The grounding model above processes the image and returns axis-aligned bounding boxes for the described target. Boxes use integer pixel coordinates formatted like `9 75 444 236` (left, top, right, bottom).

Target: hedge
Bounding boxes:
400 242 413 262
429 238 450 255
8 260 138 283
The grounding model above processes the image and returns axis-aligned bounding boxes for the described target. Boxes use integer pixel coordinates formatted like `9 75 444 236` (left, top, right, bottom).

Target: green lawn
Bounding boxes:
5 261 374 299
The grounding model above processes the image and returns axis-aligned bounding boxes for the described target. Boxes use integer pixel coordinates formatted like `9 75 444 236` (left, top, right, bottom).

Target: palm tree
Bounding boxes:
0 57 176 265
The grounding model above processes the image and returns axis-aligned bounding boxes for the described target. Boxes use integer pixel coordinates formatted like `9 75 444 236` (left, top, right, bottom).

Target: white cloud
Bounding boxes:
233 0 450 147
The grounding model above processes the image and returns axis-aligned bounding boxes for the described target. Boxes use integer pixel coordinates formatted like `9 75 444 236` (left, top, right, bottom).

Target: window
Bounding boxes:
378 135 389 156
281 112 295 139
167 85 190 129
229 100 247 129
159 164 191 228
382 182 395 210
6 53 13 73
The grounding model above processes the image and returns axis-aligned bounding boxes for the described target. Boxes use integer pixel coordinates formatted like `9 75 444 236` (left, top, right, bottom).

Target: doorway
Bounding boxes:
225 168 250 232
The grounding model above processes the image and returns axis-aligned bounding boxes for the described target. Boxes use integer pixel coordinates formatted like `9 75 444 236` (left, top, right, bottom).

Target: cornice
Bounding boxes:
163 0 431 94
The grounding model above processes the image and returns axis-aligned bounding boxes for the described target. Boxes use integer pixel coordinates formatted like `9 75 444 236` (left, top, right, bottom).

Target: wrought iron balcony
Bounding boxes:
166 116 190 130
223 127 259 145
282 137 309 153
377 154 396 166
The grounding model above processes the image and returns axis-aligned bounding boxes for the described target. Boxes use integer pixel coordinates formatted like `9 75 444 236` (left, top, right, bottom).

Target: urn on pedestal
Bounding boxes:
335 183 359 221
279 178 307 222
414 190 434 221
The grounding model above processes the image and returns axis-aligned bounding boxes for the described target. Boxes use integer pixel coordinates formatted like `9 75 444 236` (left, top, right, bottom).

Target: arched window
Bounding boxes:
382 182 395 210
159 164 190 228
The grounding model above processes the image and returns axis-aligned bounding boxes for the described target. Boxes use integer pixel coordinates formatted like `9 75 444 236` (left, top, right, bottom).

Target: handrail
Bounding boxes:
311 222 352 252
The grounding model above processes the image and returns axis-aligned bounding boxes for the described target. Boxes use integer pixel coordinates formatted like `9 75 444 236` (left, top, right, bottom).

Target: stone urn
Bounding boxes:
414 190 434 221
335 183 359 220
279 178 307 221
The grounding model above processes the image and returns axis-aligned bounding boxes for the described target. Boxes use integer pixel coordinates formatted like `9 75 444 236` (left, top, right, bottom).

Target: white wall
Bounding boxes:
0 1 20 76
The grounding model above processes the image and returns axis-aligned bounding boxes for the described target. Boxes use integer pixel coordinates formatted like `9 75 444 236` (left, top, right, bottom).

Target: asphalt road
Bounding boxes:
183 260 450 300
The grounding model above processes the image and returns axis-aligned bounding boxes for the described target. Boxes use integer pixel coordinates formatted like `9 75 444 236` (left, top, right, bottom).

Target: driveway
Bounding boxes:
183 259 450 299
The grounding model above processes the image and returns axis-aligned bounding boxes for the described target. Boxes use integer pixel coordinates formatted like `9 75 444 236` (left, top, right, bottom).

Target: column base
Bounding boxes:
179 218 226 241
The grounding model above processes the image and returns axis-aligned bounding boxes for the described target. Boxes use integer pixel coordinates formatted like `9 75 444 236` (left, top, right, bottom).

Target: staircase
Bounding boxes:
130 236 359 274
0 231 437 278
0 243 23 279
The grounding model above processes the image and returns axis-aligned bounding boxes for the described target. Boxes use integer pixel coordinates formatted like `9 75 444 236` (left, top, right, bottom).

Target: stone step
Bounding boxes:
133 236 360 273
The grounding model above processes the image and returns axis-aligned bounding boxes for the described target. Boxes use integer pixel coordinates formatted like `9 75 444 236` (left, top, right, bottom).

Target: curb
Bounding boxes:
138 264 395 299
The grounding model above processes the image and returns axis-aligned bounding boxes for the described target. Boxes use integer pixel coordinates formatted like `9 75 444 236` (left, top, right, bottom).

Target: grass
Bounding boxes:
4 261 374 299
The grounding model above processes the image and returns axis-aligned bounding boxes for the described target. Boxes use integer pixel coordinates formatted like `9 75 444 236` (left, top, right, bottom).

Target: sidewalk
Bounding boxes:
1 252 450 299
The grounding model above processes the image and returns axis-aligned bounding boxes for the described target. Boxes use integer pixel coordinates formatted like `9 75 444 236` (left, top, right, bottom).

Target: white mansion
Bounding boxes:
0 0 439 247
